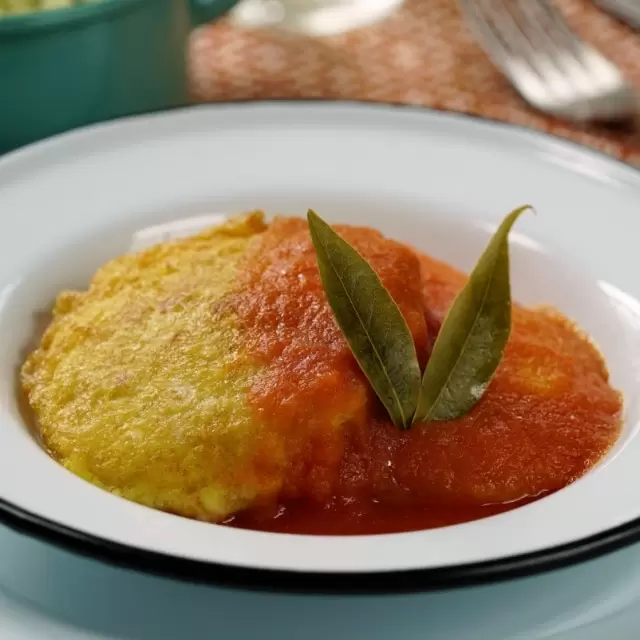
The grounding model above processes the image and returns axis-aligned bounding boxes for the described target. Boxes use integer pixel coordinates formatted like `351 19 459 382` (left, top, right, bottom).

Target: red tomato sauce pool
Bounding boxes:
227 218 621 535
225 495 541 535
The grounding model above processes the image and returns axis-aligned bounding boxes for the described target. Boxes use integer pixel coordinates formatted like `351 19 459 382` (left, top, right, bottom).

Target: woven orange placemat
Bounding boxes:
189 0 640 164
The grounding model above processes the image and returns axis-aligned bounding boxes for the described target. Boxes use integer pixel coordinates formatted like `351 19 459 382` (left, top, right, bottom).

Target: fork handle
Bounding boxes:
594 0 640 29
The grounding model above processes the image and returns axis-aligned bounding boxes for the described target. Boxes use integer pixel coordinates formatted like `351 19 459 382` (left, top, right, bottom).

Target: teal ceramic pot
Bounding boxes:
0 0 239 153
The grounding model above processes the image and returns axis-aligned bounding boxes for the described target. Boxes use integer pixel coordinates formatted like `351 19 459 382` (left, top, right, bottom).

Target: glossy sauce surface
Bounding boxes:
22 214 622 533
226 496 538 535
228 218 622 535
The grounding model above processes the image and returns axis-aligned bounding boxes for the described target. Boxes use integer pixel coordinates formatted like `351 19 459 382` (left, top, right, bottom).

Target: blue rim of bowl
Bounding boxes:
0 0 239 33
0 100 639 595
0 0 143 33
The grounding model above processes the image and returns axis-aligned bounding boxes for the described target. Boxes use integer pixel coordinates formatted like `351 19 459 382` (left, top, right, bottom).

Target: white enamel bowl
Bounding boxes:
0 102 639 594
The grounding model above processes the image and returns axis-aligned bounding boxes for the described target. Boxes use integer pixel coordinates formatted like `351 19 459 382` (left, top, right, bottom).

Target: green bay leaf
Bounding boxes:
307 210 421 429
413 206 531 424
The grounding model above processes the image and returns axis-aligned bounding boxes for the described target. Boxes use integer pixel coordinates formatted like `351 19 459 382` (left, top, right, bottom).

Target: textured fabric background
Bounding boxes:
189 0 640 164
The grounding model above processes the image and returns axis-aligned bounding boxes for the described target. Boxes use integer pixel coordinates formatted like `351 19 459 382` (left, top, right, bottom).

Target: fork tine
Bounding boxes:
460 0 555 108
516 0 626 98
537 1 629 92
460 0 637 122
526 0 584 55
510 0 574 59
459 0 514 70
511 0 593 94
473 0 574 98
461 0 539 73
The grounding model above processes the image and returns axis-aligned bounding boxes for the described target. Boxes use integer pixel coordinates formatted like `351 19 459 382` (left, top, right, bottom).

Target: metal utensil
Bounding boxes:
595 0 640 30
459 0 638 123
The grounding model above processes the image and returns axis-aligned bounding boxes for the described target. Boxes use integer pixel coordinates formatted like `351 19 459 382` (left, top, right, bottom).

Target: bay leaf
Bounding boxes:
307 210 421 429
413 206 531 424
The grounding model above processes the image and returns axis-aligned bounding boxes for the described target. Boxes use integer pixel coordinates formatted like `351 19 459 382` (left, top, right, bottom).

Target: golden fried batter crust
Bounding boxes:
22 214 622 528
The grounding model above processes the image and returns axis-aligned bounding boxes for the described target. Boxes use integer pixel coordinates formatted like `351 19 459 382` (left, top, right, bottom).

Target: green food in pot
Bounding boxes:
0 0 97 16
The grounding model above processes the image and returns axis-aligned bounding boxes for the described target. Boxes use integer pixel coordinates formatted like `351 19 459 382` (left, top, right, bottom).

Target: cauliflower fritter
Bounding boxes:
22 214 271 520
21 213 429 522
21 213 622 529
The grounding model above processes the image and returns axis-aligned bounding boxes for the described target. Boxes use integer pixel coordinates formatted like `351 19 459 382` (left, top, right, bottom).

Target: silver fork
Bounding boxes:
460 0 638 124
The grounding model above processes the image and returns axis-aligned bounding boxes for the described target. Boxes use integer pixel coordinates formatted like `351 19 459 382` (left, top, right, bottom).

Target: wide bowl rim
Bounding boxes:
1 100 639 595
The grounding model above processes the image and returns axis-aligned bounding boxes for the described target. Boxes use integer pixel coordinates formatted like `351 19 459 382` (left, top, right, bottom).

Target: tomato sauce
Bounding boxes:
225 496 542 535
228 218 622 535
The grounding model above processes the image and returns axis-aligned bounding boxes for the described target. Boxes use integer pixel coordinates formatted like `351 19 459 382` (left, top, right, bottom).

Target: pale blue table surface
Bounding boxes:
1 523 640 640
